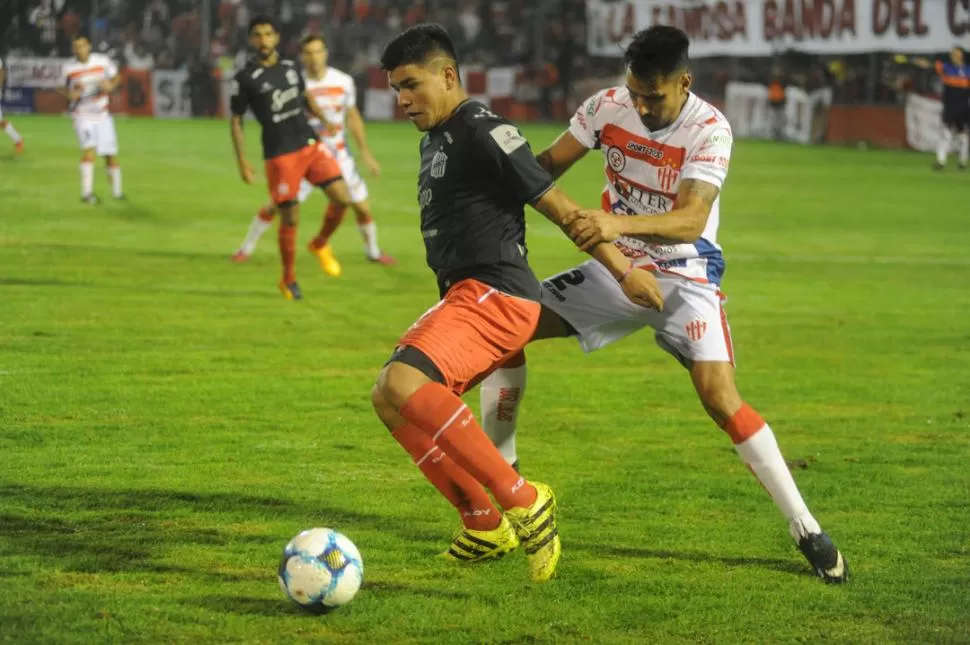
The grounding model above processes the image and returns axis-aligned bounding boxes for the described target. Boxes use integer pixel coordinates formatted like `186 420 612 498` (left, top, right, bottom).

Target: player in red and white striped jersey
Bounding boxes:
0 57 26 156
479 26 849 584
59 35 123 203
231 35 396 272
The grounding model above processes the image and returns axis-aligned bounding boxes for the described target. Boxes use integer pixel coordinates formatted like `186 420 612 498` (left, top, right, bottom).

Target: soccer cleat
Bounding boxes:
504 481 561 582
81 194 100 205
308 243 342 277
367 252 398 266
14 141 24 157
959 163 967 171
932 162 944 171
230 250 250 263
797 532 849 584
113 193 127 200
278 281 303 301
439 515 520 563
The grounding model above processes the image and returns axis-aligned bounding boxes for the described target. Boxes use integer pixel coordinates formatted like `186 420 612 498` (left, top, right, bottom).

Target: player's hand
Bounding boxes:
362 151 381 177
566 210 625 251
239 160 255 184
322 121 340 136
69 89 82 102
99 80 113 92
620 266 664 311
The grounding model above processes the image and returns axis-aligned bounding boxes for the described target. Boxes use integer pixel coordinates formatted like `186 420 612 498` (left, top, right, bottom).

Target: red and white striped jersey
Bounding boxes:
569 88 733 284
61 53 117 120
305 67 356 154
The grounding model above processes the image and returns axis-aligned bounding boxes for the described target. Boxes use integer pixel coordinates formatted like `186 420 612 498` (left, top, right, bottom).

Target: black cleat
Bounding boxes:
797 532 849 584
279 281 303 301
81 194 101 205
932 162 945 171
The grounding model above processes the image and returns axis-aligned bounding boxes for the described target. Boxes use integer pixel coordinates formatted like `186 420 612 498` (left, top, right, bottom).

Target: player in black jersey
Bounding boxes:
368 24 663 583
229 15 354 300
914 47 970 170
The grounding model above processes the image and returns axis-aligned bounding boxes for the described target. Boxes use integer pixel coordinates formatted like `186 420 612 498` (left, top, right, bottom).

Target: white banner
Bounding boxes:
905 93 946 153
4 56 70 88
725 81 833 144
151 70 191 118
588 0 970 58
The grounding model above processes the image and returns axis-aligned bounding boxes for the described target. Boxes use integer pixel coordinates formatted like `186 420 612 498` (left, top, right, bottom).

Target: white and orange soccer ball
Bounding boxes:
278 528 363 613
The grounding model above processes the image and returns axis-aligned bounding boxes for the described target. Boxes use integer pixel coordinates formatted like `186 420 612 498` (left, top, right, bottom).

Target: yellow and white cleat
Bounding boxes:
308 243 342 277
439 515 519 563
504 481 561 582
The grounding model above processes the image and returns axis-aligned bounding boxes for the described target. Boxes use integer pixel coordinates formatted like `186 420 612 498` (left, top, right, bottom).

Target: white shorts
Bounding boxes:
296 145 368 204
74 116 118 156
540 260 735 366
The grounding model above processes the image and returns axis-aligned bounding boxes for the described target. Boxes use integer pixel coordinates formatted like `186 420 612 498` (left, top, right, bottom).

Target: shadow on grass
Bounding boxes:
574 543 808 577
0 277 276 299
0 484 439 576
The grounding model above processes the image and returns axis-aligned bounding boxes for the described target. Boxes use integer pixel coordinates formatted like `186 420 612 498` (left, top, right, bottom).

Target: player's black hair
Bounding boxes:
72 33 90 42
300 34 326 49
380 23 459 73
624 26 690 81
248 14 279 34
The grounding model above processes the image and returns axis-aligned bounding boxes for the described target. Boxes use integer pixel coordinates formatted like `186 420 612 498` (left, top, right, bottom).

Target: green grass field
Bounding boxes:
1 115 969 644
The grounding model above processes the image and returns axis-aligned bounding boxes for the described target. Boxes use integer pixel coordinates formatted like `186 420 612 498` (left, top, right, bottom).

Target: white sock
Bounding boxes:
480 364 527 466
937 128 953 166
959 132 969 166
240 212 273 254
4 123 22 144
358 220 381 259
734 425 821 541
80 161 94 197
108 166 123 197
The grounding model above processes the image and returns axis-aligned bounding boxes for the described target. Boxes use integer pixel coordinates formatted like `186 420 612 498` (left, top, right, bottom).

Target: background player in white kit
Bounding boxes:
232 34 396 272
59 35 123 204
0 56 26 156
477 26 849 584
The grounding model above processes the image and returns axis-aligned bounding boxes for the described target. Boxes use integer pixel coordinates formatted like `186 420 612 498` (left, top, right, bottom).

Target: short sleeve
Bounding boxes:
229 72 249 116
346 77 357 109
104 56 119 79
568 90 605 149
681 127 733 189
474 118 554 205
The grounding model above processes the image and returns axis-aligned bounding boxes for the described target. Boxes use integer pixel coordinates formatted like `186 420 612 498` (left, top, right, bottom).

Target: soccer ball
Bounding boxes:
278 528 363 614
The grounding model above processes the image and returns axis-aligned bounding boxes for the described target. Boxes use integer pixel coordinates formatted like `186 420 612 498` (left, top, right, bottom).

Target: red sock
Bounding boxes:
400 382 537 511
719 403 766 445
311 203 346 249
392 424 500 531
278 224 297 283
258 204 275 222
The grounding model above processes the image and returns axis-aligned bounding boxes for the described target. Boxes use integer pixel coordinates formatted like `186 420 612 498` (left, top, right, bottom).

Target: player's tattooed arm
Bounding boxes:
535 130 589 180
567 179 719 249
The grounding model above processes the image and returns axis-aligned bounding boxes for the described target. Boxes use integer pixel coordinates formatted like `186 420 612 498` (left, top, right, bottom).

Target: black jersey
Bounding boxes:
417 100 554 300
230 57 319 160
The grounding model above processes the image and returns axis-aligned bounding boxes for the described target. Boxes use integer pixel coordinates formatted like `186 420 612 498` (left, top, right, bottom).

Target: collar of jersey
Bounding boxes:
432 98 474 133
640 92 697 139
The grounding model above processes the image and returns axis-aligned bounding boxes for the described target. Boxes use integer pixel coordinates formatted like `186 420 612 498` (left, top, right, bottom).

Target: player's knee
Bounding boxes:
370 383 396 426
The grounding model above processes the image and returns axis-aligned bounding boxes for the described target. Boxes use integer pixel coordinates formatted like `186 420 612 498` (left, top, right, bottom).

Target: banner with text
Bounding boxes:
4 57 70 88
588 0 970 57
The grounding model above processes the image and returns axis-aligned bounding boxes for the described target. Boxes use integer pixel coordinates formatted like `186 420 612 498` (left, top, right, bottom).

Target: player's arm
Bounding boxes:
229 78 254 184
535 129 589 180
346 105 380 176
476 120 663 309
303 90 337 135
567 128 733 250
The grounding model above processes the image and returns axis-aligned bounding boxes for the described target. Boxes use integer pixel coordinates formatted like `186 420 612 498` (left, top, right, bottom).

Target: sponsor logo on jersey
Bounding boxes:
271 86 300 112
489 124 526 155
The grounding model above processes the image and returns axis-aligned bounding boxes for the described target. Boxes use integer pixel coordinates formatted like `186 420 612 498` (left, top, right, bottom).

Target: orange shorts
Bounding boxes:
395 279 541 395
264 143 341 205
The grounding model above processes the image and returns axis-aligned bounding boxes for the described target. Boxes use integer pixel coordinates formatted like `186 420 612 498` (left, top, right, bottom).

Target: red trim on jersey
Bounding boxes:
600 124 686 169
310 87 346 97
605 166 678 202
67 66 106 81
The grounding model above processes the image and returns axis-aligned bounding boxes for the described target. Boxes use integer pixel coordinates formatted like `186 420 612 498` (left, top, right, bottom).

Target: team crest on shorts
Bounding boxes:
277 182 289 197
685 319 708 342
606 146 626 172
